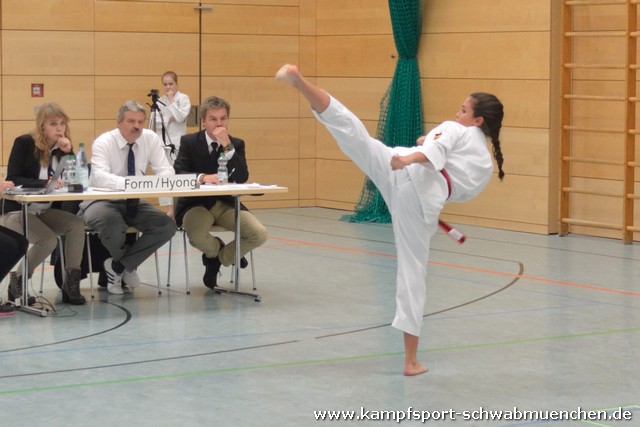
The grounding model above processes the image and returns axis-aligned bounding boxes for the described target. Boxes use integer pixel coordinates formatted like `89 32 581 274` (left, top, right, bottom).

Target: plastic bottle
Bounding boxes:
63 154 76 190
75 143 90 191
217 152 228 185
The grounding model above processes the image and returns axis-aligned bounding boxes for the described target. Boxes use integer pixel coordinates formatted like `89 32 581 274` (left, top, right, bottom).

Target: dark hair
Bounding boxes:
470 92 505 180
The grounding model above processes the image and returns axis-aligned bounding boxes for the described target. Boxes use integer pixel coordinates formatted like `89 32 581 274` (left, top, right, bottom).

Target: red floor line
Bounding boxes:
269 237 640 298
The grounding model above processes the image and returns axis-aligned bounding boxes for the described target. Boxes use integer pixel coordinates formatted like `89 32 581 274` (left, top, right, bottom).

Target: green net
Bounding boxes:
342 0 424 223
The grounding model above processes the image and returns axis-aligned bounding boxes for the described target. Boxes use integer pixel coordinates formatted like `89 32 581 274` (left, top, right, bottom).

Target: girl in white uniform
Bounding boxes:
275 64 505 376
154 71 192 164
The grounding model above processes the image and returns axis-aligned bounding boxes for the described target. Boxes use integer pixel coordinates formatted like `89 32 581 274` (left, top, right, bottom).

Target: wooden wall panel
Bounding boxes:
421 32 550 80
422 79 550 128
95 33 199 76
315 77 391 121
316 0 391 35
232 118 299 160
248 158 299 200
300 0 317 36
315 119 377 161
201 35 298 76
201 76 298 119
316 35 396 78
500 127 550 178
443 175 550 226
95 1 198 32
2 0 94 31
572 3 626 32
299 158 316 200
424 0 550 33
0 1 585 236
95 76 199 121
316 159 364 205
201 4 298 35
2 76 95 121
2 31 94 75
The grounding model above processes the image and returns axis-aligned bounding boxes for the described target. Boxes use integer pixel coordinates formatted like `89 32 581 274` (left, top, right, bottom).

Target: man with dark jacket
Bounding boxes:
174 96 267 289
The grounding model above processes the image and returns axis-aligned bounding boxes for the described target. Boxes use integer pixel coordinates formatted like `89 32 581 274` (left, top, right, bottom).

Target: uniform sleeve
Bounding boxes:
415 121 463 172
165 92 191 125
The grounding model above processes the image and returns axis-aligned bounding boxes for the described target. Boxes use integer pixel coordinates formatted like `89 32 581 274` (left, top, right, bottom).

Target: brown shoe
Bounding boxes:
7 272 36 306
62 269 86 305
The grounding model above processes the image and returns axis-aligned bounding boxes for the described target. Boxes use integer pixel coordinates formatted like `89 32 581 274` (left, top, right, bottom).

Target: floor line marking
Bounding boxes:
267 237 640 297
1 326 638 395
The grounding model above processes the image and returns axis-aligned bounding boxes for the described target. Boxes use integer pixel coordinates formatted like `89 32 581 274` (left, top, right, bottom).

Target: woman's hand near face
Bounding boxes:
57 137 72 153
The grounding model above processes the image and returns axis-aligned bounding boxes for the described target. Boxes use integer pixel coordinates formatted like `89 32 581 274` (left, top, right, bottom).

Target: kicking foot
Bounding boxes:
275 64 300 86
403 361 429 376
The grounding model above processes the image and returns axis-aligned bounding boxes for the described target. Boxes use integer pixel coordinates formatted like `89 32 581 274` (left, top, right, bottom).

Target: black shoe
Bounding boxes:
202 253 222 289
237 256 249 269
7 272 36 306
202 237 224 289
62 269 86 305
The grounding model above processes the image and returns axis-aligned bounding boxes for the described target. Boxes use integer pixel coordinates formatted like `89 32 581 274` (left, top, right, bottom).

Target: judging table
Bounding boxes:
2 182 288 316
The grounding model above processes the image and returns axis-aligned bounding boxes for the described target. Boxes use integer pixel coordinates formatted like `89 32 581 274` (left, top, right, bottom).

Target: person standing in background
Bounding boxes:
153 71 191 165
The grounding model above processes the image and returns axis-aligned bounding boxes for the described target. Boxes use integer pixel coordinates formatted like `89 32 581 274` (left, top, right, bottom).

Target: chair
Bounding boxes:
165 224 256 295
85 226 161 298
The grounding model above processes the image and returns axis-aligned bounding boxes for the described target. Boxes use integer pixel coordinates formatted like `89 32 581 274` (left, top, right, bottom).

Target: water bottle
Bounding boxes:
217 153 228 185
63 154 76 190
75 143 90 191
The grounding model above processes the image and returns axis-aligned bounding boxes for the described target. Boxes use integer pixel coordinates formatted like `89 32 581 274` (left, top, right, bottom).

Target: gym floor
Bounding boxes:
1 207 638 426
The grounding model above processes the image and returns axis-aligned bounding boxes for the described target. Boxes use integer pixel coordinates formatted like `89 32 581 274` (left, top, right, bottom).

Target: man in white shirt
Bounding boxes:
79 100 177 295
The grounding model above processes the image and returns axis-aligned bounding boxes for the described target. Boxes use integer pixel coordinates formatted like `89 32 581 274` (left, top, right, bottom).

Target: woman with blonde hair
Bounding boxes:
1 102 87 305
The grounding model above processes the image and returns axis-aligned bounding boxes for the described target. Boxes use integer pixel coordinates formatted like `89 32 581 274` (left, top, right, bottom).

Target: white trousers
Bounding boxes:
315 97 447 336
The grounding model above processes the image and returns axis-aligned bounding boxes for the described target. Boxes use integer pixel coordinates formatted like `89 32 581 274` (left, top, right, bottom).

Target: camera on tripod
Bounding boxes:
148 89 160 103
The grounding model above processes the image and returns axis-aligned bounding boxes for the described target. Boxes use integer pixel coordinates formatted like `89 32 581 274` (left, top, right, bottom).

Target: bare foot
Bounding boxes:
404 361 429 376
275 64 300 85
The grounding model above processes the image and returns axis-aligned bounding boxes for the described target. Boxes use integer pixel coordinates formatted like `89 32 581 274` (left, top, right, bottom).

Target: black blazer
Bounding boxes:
2 134 71 214
173 130 249 225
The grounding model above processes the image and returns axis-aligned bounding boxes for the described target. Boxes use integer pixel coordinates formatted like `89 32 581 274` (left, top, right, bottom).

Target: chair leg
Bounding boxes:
250 250 256 291
229 250 256 291
154 250 161 294
164 238 173 294
58 236 66 285
182 231 190 295
86 233 95 299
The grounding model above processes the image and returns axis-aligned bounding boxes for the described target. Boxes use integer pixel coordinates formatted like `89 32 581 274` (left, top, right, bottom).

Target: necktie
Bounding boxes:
126 144 139 218
127 143 136 176
210 142 219 161
48 148 60 177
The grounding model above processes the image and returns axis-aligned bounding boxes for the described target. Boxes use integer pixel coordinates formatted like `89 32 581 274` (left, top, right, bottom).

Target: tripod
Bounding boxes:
147 93 177 164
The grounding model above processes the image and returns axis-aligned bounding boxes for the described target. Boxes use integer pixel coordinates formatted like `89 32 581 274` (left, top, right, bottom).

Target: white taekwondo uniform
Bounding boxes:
313 96 494 336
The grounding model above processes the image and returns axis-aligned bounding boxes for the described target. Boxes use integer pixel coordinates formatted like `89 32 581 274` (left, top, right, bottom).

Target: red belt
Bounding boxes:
437 168 466 243
440 169 452 200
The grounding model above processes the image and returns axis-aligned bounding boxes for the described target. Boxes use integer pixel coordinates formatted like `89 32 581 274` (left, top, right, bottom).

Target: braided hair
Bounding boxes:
470 92 505 180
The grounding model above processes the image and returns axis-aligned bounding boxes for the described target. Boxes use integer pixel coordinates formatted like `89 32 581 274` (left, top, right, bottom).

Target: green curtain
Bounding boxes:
342 0 424 223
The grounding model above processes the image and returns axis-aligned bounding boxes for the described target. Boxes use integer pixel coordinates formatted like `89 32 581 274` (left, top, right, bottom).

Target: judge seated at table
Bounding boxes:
173 96 267 289
78 100 177 295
